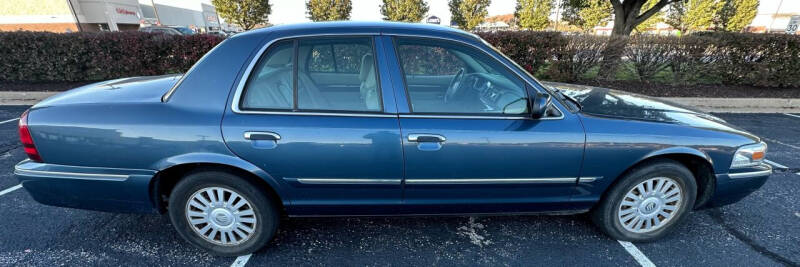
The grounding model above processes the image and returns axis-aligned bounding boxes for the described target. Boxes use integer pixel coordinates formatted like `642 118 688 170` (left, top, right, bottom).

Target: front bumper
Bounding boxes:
705 163 772 208
14 160 158 213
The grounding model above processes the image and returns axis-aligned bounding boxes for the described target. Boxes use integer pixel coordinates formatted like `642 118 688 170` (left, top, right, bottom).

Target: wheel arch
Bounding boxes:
606 147 716 209
148 153 289 213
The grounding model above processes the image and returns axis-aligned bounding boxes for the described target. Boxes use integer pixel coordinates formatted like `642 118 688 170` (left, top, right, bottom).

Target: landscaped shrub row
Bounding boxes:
478 31 800 87
0 31 222 82
1 30 799 87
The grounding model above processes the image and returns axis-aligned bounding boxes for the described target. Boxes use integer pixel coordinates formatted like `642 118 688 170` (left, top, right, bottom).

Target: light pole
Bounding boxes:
150 0 162 25
767 0 784 33
66 0 83 32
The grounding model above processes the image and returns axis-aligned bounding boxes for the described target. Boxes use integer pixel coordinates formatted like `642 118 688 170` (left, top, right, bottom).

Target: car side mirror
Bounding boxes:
529 92 551 119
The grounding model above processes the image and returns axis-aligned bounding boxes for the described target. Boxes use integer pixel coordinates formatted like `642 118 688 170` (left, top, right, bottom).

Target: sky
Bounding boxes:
263 0 797 27
268 0 518 26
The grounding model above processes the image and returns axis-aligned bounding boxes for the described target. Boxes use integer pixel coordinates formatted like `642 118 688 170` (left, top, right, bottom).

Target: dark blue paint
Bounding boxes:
14 22 769 217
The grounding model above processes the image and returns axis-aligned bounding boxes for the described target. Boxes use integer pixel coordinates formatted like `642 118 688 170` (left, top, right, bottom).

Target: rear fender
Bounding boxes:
151 153 289 204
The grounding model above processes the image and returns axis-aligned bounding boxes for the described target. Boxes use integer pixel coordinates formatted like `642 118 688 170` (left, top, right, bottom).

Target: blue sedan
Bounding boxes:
14 22 771 256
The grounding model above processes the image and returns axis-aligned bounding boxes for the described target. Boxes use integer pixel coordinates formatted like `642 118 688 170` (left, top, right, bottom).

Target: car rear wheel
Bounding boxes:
591 159 697 241
168 170 278 256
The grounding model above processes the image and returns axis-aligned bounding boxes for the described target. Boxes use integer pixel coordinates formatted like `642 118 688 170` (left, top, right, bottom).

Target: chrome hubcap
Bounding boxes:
617 177 682 233
186 187 257 246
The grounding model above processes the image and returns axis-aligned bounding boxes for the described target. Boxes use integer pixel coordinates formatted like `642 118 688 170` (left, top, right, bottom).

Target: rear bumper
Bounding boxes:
704 164 772 208
14 160 158 213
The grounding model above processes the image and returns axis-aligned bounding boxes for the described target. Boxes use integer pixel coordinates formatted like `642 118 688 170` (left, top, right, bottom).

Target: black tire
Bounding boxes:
591 159 697 241
168 170 279 256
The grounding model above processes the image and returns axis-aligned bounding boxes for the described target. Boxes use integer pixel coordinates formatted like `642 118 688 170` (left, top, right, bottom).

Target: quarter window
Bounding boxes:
395 38 528 115
240 37 381 112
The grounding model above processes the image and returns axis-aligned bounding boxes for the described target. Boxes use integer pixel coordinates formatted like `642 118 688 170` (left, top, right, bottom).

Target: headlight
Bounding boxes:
730 142 767 169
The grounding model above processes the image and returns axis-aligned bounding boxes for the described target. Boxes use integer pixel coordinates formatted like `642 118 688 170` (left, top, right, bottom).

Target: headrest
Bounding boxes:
359 53 374 81
265 47 293 67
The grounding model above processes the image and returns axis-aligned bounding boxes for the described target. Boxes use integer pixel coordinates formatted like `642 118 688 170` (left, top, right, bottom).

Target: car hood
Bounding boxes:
34 74 181 108
542 82 757 139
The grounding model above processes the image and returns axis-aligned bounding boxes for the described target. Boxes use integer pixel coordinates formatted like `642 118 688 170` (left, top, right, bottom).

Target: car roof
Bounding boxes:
235 21 479 41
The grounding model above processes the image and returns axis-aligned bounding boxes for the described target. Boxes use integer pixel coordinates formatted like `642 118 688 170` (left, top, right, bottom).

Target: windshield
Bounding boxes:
174 27 194 35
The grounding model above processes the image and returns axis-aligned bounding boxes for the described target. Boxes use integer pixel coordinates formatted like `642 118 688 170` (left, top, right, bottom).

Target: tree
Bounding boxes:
381 0 429 22
715 0 759 32
664 1 688 33
307 0 352 21
448 0 490 30
575 0 613 32
515 0 553 30
634 0 664 33
683 0 724 32
211 0 271 30
608 0 680 36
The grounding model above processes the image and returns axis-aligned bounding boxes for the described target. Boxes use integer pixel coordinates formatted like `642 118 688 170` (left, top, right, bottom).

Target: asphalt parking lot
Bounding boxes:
0 106 797 266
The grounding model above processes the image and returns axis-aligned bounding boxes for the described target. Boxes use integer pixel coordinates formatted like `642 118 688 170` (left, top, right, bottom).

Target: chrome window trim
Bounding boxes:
236 110 397 118
230 32 565 120
14 168 129 181
404 177 577 184
728 169 772 179
398 105 564 120
295 178 402 185
231 33 383 116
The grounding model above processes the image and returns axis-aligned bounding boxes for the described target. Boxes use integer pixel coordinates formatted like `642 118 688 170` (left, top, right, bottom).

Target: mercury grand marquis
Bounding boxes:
14 22 771 256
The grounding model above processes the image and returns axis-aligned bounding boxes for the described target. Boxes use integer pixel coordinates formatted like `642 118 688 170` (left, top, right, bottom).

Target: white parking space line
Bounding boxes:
0 118 19 125
231 254 252 267
784 113 800 119
0 184 22 197
618 240 656 267
763 138 800 151
765 159 788 170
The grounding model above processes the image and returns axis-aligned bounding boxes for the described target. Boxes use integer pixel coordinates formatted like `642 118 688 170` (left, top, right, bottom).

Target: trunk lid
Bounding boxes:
33 74 181 108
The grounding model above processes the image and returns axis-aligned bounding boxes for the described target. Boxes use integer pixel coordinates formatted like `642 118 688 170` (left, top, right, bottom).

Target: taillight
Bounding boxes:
18 110 42 162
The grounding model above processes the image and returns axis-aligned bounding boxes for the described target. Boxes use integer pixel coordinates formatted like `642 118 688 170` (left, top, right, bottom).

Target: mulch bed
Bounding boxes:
2 80 800 98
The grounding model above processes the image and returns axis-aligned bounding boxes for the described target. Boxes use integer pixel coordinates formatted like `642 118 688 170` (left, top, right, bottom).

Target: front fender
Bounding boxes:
639 146 714 171
151 152 289 204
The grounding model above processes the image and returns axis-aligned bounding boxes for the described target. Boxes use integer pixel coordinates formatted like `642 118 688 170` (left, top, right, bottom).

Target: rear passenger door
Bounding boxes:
222 36 404 216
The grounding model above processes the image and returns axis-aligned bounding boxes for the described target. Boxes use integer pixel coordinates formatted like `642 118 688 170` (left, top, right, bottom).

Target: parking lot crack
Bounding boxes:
706 209 798 267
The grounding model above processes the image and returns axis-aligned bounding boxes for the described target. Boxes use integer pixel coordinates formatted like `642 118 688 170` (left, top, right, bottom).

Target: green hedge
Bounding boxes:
1 30 799 88
0 31 223 82
477 31 800 88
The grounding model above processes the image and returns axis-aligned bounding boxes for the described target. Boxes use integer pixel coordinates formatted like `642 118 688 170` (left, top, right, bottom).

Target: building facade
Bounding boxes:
138 0 220 32
0 0 142 32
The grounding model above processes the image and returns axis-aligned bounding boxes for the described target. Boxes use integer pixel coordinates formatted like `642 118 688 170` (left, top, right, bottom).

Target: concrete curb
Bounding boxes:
0 91 798 113
661 97 800 113
0 91 58 106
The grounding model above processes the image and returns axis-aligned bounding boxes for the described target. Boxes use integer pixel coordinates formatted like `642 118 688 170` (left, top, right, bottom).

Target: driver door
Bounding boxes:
389 37 586 214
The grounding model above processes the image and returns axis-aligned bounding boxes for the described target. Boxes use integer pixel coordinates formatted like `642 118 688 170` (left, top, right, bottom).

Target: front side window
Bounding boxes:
395 38 528 115
240 37 381 112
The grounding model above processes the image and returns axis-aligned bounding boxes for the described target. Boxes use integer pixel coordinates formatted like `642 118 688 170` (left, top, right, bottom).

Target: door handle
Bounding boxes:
244 131 281 141
408 134 446 143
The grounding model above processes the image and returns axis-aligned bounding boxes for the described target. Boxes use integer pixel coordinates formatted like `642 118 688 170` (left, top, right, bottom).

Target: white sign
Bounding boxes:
787 15 800 34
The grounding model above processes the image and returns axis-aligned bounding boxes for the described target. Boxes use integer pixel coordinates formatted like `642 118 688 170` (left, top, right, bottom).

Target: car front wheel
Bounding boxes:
591 159 697 241
168 170 278 256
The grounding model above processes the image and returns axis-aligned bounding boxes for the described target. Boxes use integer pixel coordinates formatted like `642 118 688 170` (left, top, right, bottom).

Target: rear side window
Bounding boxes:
241 40 294 110
240 37 381 112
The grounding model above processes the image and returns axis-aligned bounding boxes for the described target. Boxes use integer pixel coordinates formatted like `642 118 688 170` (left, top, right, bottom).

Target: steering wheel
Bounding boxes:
443 68 465 104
